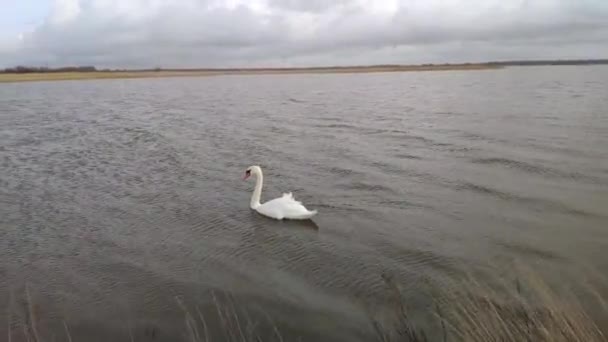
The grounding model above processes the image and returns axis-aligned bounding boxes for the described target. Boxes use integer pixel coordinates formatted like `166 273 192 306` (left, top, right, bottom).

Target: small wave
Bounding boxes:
456 182 516 200
269 125 292 134
337 181 395 194
314 116 342 122
537 115 559 121
494 240 565 261
314 123 357 129
472 157 549 174
471 157 599 182
324 166 357 176
394 153 422 160
372 130 453 150
455 182 601 218
382 246 462 277
361 128 395 135
435 111 462 116
313 203 361 213
368 161 404 176
400 134 434 143
459 132 504 144
378 199 430 209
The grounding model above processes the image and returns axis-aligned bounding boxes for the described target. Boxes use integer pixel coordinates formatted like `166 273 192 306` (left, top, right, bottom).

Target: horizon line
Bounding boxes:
3 58 608 72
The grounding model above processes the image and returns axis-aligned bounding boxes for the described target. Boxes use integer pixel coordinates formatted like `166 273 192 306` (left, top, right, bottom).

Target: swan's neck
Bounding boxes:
250 172 263 209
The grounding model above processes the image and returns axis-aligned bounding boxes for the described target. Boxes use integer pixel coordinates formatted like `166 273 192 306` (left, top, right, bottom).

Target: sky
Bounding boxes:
1 0 608 68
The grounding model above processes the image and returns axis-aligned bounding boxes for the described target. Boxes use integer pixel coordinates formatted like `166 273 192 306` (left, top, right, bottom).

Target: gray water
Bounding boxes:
1 66 607 341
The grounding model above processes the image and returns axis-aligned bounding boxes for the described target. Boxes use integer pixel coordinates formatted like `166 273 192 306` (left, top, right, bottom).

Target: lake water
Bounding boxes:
1 66 607 341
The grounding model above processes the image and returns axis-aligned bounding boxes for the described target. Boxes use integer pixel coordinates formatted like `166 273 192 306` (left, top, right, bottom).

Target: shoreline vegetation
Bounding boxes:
6 267 607 341
1 59 607 83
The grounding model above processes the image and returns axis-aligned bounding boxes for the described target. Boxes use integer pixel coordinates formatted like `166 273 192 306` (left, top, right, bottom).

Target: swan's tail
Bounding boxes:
292 210 318 220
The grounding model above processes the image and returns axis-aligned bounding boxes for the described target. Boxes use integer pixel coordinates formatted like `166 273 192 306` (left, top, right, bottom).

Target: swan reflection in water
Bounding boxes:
250 210 320 231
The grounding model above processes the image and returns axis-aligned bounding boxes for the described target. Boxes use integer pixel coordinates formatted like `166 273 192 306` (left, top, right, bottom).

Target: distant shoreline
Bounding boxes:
1 59 607 83
0 64 499 83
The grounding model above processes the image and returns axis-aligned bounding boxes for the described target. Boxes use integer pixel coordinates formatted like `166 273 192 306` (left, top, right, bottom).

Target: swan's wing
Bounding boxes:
256 192 317 220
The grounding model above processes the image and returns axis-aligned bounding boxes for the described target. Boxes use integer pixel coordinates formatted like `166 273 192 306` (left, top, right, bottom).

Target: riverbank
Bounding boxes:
0 64 501 83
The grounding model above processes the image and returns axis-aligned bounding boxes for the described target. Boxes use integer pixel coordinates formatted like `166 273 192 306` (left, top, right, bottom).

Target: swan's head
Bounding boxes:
243 165 262 180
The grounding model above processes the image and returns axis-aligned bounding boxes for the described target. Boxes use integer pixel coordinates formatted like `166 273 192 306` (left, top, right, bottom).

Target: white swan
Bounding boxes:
243 165 318 220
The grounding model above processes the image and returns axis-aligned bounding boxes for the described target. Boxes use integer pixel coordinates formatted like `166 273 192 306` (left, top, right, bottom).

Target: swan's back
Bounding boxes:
256 193 318 220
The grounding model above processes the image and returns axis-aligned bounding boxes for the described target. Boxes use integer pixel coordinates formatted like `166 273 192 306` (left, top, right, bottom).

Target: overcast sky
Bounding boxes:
1 0 607 68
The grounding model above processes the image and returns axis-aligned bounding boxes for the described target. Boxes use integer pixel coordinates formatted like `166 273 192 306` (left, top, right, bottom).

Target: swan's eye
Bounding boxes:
245 170 251 175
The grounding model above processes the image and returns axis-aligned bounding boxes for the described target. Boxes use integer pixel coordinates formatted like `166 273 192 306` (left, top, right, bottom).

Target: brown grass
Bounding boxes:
0 64 501 83
373 267 608 342
176 292 285 342
445 272 607 342
5 266 606 341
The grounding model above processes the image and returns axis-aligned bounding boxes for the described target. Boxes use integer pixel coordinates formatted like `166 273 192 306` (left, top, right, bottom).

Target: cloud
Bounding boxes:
2 0 608 68
267 0 352 13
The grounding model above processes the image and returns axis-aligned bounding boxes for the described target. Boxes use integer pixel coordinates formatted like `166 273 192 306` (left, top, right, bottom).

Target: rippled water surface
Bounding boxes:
2 66 608 341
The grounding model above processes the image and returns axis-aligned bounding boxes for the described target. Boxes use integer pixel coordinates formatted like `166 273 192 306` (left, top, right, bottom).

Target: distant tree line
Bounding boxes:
486 59 608 66
1 59 607 74
1 66 97 73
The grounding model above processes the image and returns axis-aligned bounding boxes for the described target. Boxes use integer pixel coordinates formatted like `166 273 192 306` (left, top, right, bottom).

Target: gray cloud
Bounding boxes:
2 0 608 68
267 0 352 13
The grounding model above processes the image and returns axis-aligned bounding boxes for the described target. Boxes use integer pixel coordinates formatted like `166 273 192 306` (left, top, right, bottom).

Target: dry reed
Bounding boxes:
373 266 607 342
4 267 607 342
